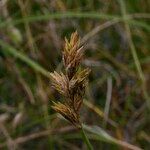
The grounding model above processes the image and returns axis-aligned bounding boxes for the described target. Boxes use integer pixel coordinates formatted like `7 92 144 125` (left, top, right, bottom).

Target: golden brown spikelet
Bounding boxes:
70 68 91 88
50 71 69 96
52 102 80 127
63 31 84 79
50 31 90 128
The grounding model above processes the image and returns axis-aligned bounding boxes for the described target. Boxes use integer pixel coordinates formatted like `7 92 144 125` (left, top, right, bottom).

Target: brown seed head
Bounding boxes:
63 31 84 79
52 102 80 127
50 31 90 127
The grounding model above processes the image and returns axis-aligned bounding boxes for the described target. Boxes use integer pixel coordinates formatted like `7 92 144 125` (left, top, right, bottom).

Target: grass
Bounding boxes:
0 12 150 32
118 0 150 108
0 0 150 149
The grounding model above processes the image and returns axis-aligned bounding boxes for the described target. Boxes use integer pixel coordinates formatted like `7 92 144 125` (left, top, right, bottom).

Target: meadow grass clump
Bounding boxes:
50 31 93 149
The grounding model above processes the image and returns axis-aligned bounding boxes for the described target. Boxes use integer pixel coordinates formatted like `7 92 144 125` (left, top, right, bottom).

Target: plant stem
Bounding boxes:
118 0 150 109
80 124 93 150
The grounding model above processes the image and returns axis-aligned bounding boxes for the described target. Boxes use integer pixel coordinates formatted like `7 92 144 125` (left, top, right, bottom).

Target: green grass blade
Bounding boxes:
81 124 93 150
118 0 150 108
0 40 50 78
0 12 149 32
83 124 142 150
0 12 119 28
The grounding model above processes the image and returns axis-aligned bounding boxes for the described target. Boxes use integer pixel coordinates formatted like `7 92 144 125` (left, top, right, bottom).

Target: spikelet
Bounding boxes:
52 102 80 127
50 71 69 96
50 31 90 128
63 31 84 79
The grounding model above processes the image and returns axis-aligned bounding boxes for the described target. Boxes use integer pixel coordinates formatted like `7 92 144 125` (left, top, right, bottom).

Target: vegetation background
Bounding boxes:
0 0 150 149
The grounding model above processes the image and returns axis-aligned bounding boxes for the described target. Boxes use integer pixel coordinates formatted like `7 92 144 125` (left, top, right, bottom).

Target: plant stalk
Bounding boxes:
80 124 93 150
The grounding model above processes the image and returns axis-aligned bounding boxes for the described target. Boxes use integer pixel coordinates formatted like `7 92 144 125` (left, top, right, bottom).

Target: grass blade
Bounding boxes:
83 124 142 150
0 40 50 78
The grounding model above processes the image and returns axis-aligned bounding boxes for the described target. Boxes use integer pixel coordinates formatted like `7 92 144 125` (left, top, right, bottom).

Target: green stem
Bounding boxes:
118 0 150 108
80 124 93 150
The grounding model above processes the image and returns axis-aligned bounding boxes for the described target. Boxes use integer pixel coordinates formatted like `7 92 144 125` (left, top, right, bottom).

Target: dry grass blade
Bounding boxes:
0 126 76 149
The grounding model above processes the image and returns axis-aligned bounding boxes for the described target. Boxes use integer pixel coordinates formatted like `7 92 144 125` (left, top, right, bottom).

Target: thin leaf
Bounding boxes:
83 124 142 150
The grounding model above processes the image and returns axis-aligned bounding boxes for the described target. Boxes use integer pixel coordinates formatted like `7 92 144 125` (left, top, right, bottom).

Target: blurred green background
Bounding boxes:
0 0 150 149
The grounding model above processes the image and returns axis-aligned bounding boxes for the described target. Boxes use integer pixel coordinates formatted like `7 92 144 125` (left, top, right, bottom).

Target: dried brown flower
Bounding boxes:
50 31 90 128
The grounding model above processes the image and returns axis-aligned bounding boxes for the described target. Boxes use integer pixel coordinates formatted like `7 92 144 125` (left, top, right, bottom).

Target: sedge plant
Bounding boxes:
50 31 93 150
